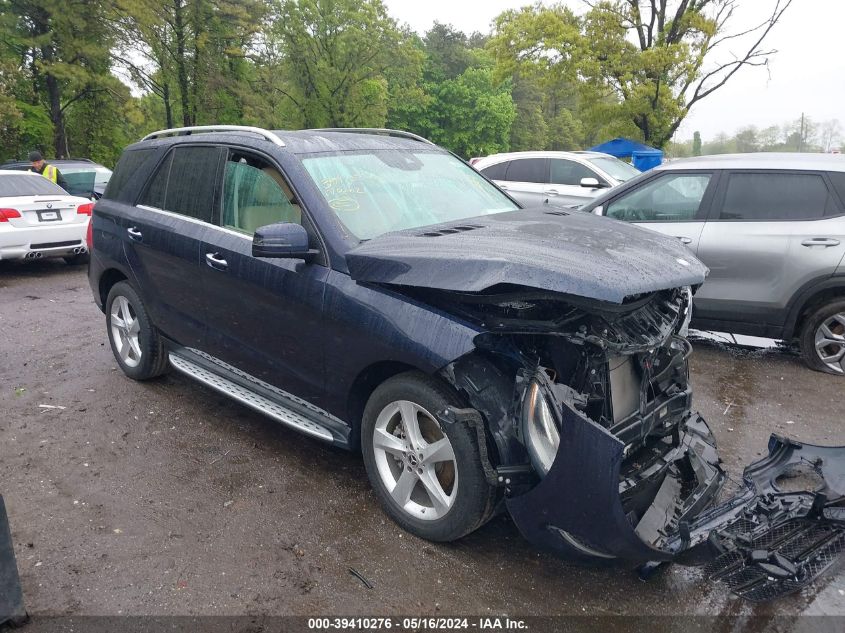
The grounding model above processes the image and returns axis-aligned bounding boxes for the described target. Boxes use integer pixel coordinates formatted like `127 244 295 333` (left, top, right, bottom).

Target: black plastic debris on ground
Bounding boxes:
705 504 845 602
0 494 26 627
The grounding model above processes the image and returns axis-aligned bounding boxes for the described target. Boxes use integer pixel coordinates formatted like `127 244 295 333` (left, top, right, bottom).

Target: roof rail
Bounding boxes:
311 128 434 145
141 125 285 147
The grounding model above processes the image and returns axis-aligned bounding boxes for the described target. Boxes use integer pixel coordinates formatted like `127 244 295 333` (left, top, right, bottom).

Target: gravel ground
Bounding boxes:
1 258 844 621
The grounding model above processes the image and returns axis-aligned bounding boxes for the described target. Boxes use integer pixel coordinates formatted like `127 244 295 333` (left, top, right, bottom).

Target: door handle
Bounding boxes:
801 238 840 247
205 252 228 271
676 236 693 245
498 184 509 190
545 188 561 195
126 227 143 241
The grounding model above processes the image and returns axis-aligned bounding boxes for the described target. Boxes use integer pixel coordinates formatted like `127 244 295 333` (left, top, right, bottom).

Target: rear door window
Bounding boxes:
505 158 546 184
138 146 221 223
606 173 712 222
719 172 835 221
549 159 601 186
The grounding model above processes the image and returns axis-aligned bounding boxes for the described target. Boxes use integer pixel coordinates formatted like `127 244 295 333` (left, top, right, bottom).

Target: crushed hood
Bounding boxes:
346 208 708 304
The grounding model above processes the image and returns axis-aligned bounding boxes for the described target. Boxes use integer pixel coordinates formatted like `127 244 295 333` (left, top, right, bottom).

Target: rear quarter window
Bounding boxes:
826 172 845 215
103 149 155 202
480 161 509 180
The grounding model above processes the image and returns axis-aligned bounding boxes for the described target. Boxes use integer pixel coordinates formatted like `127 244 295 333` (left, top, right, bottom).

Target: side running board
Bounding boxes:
168 350 348 447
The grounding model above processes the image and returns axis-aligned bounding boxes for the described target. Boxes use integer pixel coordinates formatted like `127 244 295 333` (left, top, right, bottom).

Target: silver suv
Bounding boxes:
580 153 845 375
473 151 640 207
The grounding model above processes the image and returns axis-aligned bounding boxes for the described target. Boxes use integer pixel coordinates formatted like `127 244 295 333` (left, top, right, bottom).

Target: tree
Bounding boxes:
580 0 793 147
488 4 592 150
1 0 119 157
734 126 759 152
692 130 701 156
271 0 414 128
820 119 842 153
115 0 265 129
759 124 780 150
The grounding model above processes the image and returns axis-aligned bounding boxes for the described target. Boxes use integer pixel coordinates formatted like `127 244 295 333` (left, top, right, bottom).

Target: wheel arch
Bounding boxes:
784 276 845 341
345 360 420 450
98 268 129 311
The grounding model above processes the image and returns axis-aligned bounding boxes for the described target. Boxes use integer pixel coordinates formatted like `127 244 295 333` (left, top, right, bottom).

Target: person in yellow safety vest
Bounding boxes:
28 151 69 191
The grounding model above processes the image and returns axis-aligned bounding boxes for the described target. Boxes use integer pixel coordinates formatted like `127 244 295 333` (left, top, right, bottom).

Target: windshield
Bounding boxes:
588 156 640 183
0 174 67 197
301 150 519 240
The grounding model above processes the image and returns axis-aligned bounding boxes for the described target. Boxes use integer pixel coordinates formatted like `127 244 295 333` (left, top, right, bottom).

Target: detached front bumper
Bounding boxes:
506 395 724 562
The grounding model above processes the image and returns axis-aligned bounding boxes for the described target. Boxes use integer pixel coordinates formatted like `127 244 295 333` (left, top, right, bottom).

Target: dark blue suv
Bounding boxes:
89 126 845 586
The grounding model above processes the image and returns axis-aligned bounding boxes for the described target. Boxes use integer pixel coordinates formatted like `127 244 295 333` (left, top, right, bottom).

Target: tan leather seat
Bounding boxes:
236 169 301 232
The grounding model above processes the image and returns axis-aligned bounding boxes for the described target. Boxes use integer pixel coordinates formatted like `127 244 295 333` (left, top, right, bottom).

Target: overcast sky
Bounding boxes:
384 0 845 141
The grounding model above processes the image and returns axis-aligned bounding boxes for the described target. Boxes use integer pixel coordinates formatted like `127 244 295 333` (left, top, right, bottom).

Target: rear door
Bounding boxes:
123 144 223 348
696 170 845 327
545 158 606 206
199 147 328 405
601 170 718 253
485 158 547 206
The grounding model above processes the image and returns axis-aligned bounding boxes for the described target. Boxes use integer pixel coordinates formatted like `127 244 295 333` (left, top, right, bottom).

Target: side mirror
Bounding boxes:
252 223 318 261
580 177 601 188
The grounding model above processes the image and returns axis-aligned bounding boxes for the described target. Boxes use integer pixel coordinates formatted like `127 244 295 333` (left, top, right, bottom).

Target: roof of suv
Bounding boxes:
659 152 845 172
132 128 436 155
475 150 615 164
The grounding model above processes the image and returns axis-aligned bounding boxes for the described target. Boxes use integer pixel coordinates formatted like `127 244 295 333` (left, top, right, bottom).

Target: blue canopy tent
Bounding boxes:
588 137 663 171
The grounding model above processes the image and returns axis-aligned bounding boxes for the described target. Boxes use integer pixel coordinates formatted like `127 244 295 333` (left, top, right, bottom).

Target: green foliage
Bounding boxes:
0 0 792 165
692 131 702 156
421 67 516 159
272 0 410 128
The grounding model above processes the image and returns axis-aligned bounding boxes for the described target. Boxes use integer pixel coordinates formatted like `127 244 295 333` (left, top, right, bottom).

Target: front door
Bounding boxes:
199 148 328 405
602 171 717 254
545 158 605 206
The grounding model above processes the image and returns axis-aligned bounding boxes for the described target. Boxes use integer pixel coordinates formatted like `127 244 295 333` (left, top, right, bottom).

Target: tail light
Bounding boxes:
86 217 93 249
77 202 94 216
0 208 21 222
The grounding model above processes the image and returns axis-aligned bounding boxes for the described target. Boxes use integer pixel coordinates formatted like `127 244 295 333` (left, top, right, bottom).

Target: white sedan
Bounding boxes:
0 171 92 265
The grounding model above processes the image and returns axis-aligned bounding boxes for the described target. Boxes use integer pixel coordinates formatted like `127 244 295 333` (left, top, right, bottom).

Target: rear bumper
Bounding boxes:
0 222 88 260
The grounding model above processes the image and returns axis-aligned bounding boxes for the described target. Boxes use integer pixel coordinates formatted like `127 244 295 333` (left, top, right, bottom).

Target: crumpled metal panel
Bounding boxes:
0 495 26 627
346 208 708 304
505 395 724 562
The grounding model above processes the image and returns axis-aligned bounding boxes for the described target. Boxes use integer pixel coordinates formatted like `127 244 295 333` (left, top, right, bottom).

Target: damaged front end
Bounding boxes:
424 283 845 601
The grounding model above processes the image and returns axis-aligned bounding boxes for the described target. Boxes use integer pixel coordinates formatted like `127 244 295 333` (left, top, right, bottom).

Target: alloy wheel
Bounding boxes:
815 312 845 374
110 295 142 368
371 400 458 521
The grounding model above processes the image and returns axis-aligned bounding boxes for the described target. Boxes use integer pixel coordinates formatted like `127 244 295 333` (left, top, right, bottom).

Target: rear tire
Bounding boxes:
361 371 497 542
799 299 845 375
63 253 89 265
105 281 169 380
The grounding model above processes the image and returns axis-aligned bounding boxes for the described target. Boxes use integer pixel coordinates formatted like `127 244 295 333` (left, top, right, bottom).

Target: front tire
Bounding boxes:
800 299 845 375
361 371 497 542
105 281 169 380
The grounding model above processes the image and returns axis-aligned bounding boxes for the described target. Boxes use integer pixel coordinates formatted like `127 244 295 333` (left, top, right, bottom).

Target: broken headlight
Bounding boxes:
522 380 560 477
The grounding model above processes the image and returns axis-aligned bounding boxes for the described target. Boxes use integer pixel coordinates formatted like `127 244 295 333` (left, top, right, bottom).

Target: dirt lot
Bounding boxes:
1 259 844 620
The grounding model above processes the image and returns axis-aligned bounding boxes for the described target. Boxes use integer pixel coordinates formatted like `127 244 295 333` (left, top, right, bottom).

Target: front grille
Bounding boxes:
30 240 81 249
